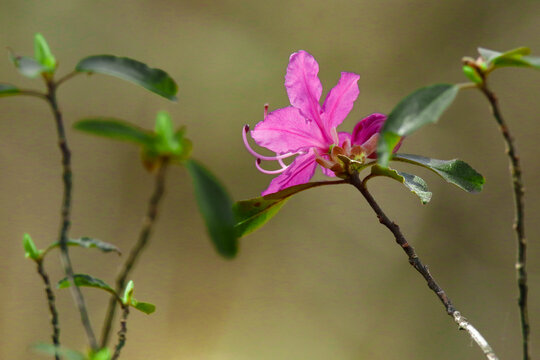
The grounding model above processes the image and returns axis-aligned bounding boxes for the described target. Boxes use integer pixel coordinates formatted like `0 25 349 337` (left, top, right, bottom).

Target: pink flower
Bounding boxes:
243 50 394 195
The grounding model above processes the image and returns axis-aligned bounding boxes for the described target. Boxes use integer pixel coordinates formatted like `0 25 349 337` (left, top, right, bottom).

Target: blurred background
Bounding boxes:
1 1 539 359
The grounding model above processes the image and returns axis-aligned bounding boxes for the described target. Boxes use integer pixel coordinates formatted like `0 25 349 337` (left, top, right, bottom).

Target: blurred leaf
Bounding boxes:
478 47 539 70
154 111 181 154
46 237 121 255
74 118 155 147
0 83 20 96
377 84 459 167
131 299 156 315
392 154 484 193
23 233 41 260
33 343 85 360
33 33 56 71
185 159 238 258
58 274 117 297
89 348 111 360
76 55 178 100
10 54 45 78
122 280 134 305
233 180 345 237
370 165 432 204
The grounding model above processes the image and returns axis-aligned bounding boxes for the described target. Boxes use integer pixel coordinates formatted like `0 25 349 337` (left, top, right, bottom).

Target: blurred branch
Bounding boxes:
350 172 499 360
479 82 529 360
111 306 130 360
36 259 60 360
44 77 98 351
101 160 169 347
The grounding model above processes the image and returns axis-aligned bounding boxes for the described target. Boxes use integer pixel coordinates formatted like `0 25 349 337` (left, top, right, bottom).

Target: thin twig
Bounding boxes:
479 83 529 360
36 259 60 360
44 77 98 351
350 173 499 360
100 160 169 347
111 306 130 360
55 70 80 88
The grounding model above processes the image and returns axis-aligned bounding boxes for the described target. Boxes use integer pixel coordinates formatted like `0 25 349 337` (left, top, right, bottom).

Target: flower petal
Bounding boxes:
251 106 327 153
285 50 323 128
351 113 386 145
322 72 360 130
261 150 318 195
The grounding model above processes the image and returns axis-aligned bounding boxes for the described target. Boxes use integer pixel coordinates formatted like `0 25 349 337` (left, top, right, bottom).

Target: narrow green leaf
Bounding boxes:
185 159 238 258
34 33 56 71
74 118 155 147
478 47 539 70
392 153 485 193
370 165 432 204
0 83 20 97
23 233 41 260
33 343 85 360
131 299 156 315
57 274 117 297
76 55 178 100
233 180 345 237
377 84 459 167
46 237 121 255
122 280 134 305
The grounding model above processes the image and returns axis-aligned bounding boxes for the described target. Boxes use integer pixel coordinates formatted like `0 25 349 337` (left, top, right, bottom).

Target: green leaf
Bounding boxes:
23 233 41 260
74 118 155 147
462 65 483 84
122 280 134 305
0 83 20 97
478 47 540 70
233 180 345 237
75 55 178 100
10 55 45 78
89 348 111 360
57 274 117 297
33 343 85 360
377 84 459 167
154 111 181 154
392 154 484 193
131 299 156 315
370 165 432 204
185 159 238 258
46 237 121 255
34 33 56 71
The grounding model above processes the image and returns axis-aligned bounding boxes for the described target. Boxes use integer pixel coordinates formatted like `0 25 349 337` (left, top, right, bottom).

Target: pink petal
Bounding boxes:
261 150 318 196
285 50 324 129
322 72 360 130
251 106 327 154
351 113 386 146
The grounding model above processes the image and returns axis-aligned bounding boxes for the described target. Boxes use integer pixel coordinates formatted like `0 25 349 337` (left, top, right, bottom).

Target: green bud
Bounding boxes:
122 280 135 305
34 33 56 72
462 65 483 84
23 233 41 260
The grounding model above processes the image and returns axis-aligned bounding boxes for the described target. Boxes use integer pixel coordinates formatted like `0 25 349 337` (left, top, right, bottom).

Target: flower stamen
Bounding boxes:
255 158 288 174
243 125 300 161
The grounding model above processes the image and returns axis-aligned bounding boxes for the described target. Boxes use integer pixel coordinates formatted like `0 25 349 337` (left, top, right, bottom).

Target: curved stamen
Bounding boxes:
242 125 300 161
255 158 288 175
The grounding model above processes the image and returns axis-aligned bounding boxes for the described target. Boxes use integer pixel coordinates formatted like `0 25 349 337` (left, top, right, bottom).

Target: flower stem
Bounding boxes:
111 306 130 360
44 77 98 352
100 161 169 347
36 259 60 360
479 83 529 360
350 173 499 360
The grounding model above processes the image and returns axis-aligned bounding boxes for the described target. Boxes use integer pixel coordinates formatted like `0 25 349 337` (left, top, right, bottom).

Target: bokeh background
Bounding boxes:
1 1 539 359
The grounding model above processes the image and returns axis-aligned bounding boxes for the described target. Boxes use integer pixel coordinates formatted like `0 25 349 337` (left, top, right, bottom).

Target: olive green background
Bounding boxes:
1 1 539 359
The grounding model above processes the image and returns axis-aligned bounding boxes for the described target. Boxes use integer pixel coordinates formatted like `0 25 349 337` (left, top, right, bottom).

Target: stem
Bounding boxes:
56 70 79 88
100 161 169 347
45 78 98 351
36 260 60 360
111 306 130 360
479 83 529 360
350 173 499 360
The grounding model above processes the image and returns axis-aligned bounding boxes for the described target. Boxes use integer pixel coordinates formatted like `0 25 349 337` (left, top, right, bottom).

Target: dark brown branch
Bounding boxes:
36 260 60 360
480 83 529 360
111 306 130 360
45 78 98 351
100 161 169 347
350 173 499 360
